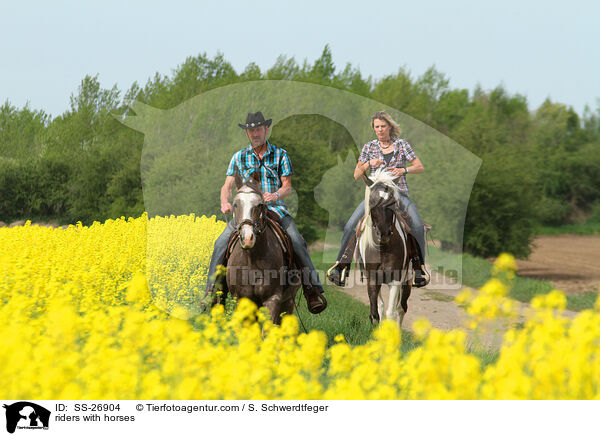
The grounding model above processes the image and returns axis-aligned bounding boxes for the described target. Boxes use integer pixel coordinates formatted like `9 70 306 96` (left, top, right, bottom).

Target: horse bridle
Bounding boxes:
234 199 267 236
371 194 397 239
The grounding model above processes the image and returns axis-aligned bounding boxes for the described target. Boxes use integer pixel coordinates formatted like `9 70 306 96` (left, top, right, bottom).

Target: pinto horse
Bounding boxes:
225 173 300 324
356 168 415 327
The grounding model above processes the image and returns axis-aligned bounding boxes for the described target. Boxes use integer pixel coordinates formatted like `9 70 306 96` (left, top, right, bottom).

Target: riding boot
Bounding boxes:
327 233 357 287
411 256 430 288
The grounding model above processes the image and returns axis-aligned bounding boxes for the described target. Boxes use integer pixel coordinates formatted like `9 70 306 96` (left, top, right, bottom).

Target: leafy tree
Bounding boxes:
1 46 598 258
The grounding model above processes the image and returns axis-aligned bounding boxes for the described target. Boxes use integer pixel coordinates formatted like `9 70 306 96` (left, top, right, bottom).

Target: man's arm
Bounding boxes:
278 175 292 199
263 175 292 203
220 175 236 213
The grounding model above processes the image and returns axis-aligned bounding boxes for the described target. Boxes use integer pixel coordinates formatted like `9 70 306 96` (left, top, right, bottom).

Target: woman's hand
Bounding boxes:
369 158 384 168
387 167 406 177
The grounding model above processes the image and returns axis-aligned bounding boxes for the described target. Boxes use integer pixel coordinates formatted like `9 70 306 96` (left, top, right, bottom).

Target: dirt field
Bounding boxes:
514 235 600 295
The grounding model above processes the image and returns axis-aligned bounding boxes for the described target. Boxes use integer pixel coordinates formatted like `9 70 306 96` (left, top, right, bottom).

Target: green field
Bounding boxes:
534 221 600 236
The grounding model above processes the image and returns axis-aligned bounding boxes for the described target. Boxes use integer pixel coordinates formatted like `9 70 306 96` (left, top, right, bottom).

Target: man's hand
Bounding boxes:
263 192 279 203
369 158 384 168
221 202 233 214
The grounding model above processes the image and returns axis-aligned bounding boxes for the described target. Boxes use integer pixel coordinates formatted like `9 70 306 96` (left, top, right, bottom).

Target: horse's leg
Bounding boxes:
378 291 385 324
398 283 412 327
387 283 401 326
263 293 283 325
280 286 297 317
367 272 382 325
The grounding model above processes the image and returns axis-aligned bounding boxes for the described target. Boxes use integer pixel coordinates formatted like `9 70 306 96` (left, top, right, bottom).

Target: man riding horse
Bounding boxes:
205 111 327 314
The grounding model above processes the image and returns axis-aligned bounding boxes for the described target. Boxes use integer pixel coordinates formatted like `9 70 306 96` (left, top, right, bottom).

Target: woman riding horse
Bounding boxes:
327 111 429 288
358 168 414 326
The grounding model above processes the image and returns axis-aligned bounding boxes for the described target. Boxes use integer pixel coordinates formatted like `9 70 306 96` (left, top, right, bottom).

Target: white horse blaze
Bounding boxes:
237 189 262 248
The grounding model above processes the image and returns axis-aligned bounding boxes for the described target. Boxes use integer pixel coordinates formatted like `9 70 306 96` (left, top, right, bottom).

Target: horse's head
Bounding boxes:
233 172 266 249
363 169 401 244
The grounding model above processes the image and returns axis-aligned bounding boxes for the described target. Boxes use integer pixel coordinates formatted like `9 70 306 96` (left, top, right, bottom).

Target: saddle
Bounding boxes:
224 209 295 271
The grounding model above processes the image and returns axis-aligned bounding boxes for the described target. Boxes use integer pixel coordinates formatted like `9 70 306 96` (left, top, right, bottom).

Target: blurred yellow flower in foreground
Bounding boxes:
1 218 599 399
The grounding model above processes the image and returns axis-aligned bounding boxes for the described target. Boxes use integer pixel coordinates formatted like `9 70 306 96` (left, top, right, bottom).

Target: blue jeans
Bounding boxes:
336 197 426 263
206 215 323 292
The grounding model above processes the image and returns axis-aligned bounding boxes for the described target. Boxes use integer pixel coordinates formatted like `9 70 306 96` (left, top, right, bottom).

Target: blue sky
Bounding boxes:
1 0 598 117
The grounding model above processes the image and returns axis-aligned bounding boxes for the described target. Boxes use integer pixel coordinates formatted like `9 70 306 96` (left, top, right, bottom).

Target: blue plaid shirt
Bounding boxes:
226 141 294 217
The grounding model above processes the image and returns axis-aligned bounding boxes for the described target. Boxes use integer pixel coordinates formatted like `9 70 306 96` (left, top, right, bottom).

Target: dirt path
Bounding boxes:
333 236 595 347
338 266 579 348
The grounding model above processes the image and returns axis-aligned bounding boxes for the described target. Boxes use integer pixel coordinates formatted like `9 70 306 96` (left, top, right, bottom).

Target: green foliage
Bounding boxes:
0 101 48 159
464 149 536 258
1 47 598 258
314 152 363 228
270 114 357 238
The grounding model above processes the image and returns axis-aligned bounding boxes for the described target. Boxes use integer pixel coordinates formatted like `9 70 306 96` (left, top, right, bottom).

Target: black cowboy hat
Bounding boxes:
238 111 272 130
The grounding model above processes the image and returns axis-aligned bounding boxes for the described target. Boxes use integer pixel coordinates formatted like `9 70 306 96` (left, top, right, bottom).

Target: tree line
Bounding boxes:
1 46 599 258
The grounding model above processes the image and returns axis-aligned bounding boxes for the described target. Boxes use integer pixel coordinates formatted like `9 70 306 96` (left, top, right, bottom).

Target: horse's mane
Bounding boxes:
238 177 263 196
358 168 403 259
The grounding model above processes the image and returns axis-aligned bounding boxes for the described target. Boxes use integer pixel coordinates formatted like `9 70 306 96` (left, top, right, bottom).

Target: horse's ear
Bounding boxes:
251 169 260 184
362 173 374 187
234 172 243 189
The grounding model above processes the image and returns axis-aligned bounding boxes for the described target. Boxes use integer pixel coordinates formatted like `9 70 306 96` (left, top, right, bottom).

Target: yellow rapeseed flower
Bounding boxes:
2 217 600 399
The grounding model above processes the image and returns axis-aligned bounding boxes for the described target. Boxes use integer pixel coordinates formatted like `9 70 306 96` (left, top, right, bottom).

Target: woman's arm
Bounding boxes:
354 159 385 179
387 157 424 176
354 160 370 179
407 157 424 174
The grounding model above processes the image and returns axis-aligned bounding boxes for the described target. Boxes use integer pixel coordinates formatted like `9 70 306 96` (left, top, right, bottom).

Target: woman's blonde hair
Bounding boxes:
371 111 401 139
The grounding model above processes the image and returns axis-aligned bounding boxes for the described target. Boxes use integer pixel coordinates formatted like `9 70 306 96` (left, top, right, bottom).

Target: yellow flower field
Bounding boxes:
1 213 599 399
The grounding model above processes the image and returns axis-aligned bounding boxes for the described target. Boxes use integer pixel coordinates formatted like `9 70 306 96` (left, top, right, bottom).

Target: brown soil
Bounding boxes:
513 235 600 295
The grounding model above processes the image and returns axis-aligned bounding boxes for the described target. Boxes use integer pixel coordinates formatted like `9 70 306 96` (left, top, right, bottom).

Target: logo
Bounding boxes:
118 80 481 311
3 402 50 434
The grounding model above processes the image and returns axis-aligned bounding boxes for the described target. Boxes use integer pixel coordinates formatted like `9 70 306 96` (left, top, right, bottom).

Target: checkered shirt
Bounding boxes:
226 141 293 217
358 137 418 196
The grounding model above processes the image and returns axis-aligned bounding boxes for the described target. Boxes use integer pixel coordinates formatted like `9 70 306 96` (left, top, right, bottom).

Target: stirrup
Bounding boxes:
413 265 430 288
327 261 349 287
303 286 328 314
